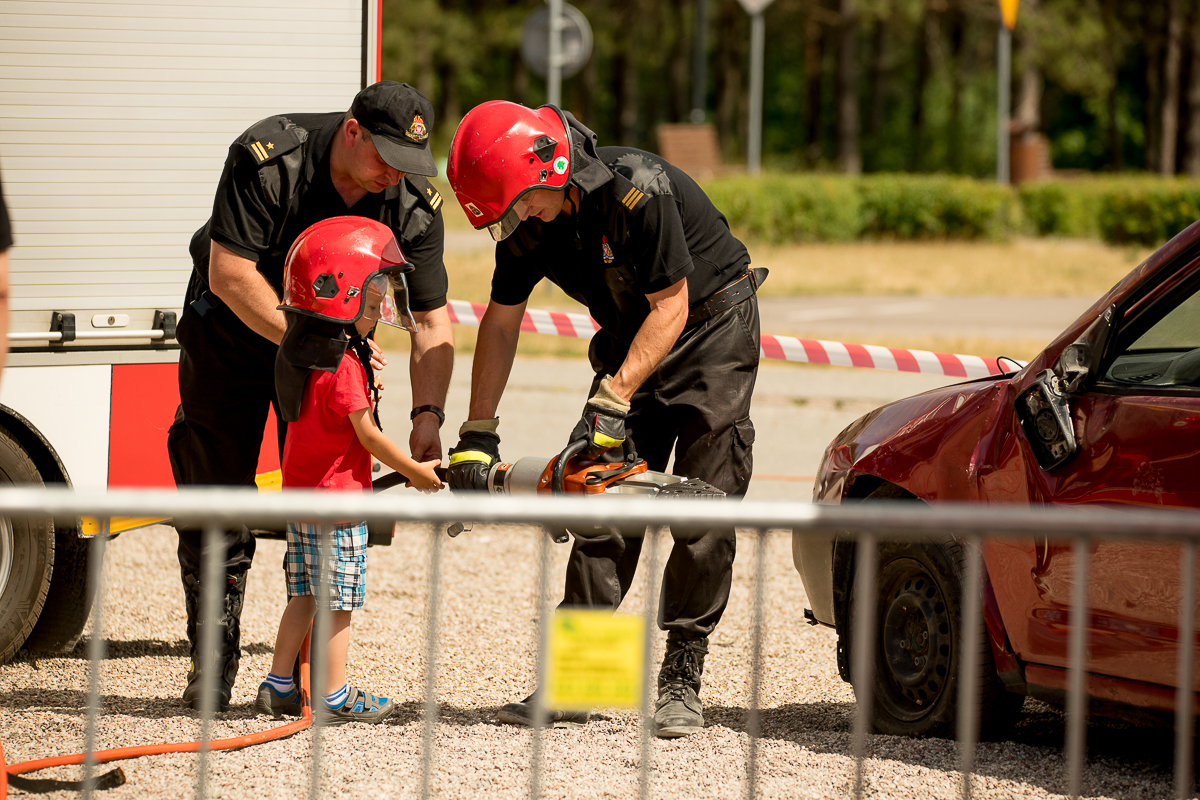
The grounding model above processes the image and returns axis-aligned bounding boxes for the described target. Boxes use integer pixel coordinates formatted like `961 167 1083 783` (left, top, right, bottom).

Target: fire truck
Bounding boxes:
0 0 383 663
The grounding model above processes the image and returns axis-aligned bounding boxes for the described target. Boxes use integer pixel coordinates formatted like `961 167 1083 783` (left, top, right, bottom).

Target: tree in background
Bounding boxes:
382 0 1200 178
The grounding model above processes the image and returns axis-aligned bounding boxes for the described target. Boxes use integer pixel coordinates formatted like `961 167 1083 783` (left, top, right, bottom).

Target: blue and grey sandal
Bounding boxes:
322 687 394 726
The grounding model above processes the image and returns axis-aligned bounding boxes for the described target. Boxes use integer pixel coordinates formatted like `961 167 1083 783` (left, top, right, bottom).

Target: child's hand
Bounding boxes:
409 459 443 493
368 338 387 371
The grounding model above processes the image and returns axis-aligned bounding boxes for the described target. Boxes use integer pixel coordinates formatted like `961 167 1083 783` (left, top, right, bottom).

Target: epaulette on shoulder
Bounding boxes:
611 171 650 214
237 117 305 166
405 175 444 214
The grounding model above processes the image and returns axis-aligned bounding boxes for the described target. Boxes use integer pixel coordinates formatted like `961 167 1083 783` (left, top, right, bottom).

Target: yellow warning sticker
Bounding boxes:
545 609 644 711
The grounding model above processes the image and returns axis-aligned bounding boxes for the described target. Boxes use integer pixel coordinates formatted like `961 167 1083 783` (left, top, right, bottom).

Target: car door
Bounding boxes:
1021 259 1200 690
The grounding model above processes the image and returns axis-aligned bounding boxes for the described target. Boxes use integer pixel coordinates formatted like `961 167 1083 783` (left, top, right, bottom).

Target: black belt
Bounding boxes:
686 267 768 328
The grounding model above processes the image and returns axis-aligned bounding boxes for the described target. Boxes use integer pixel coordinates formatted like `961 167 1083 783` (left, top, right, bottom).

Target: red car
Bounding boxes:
793 220 1200 738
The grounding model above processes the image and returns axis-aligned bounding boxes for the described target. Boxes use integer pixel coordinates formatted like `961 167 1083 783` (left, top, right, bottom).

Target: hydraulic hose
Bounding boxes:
551 439 588 494
0 633 313 797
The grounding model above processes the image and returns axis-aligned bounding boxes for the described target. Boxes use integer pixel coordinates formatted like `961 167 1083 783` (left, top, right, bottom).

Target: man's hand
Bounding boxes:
447 418 501 492
577 376 631 458
409 412 443 465
367 337 387 371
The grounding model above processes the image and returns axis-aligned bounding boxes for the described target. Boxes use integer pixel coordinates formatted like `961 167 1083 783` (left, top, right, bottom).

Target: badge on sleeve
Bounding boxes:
601 236 615 264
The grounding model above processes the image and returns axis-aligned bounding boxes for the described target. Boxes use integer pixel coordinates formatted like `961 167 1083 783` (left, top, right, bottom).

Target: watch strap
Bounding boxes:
410 405 446 426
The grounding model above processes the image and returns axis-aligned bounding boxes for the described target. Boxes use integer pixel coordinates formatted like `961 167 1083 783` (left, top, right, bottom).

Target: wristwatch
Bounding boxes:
410 405 445 427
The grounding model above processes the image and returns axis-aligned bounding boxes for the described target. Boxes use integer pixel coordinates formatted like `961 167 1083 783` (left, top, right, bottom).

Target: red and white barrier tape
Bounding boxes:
446 299 1015 380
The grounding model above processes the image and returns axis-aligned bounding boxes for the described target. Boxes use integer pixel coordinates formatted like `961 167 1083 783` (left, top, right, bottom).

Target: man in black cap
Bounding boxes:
167 81 453 711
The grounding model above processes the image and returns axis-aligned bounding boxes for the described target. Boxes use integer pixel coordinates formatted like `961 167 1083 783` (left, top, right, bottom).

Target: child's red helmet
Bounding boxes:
446 100 572 241
280 216 417 331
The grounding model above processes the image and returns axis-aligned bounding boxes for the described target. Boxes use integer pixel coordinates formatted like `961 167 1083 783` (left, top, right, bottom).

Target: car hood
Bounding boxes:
814 374 1011 504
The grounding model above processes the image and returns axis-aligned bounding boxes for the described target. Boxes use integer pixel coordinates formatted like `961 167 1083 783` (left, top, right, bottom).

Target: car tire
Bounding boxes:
0 428 54 664
851 535 1022 739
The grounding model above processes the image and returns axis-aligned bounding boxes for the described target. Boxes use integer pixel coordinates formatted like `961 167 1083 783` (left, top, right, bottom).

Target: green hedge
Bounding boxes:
703 173 1200 246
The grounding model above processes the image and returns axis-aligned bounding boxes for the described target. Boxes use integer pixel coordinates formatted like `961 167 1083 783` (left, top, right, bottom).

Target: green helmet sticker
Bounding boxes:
553 156 568 175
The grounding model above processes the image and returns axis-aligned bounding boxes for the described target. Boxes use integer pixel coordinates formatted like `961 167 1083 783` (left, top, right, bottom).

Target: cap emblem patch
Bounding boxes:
408 114 428 141
466 202 484 217
601 236 614 264
553 156 568 175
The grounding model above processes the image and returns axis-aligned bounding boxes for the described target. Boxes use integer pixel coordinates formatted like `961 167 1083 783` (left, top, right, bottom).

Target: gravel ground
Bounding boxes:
0 522 1191 800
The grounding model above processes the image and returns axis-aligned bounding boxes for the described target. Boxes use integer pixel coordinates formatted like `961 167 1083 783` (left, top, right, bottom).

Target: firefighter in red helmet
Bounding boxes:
446 100 766 738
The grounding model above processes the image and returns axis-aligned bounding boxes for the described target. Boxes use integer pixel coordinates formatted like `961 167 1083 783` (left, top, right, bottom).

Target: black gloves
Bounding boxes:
447 418 501 492
577 376 632 459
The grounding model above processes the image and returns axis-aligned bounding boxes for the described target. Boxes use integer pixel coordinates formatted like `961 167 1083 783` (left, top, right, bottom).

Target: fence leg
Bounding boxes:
308 525 332 800
1065 538 1091 800
529 528 551 800
745 528 767 800
638 526 661 800
195 522 226 800
82 518 110 800
957 535 983 800
1175 539 1196 800
419 522 444 800
851 532 877 800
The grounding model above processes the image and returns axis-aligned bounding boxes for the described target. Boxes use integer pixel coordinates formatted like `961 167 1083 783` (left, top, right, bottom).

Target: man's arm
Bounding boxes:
467 300 527 420
407 304 455 462
608 278 689 401
207 240 287 345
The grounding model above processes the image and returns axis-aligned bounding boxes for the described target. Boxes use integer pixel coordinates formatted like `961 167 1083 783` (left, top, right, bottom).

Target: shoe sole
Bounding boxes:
319 701 395 726
497 708 588 729
655 724 703 738
253 699 301 718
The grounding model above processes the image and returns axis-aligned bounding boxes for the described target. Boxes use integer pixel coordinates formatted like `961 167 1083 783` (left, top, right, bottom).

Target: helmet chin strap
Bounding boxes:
346 329 384 431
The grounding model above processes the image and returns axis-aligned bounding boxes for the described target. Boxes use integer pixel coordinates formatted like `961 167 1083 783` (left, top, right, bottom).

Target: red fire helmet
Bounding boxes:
446 100 573 241
280 216 416 330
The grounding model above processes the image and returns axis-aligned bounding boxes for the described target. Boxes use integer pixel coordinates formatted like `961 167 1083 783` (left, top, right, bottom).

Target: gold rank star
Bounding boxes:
266 142 274 150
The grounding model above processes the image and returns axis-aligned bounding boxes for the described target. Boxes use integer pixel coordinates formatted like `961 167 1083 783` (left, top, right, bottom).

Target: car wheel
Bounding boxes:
851 536 1021 739
0 428 54 664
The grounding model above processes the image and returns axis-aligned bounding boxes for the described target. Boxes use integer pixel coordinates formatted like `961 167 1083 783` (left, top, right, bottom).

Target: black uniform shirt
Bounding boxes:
191 112 447 312
491 147 749 343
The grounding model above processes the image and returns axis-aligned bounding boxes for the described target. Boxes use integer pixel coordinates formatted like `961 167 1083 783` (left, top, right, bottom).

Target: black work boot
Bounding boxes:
654 631 709 738
498 690 590 729
181 570 247 712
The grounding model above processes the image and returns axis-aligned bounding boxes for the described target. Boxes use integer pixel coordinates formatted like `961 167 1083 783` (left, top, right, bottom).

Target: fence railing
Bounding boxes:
2 486 1199 800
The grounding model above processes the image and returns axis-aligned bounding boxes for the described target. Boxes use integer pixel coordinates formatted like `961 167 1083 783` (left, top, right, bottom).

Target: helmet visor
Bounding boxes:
363 273 418 333
486 205 524 242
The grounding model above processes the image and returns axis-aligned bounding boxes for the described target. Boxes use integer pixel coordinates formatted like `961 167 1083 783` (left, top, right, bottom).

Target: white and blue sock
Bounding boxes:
323 684 350 710
265 672 295 695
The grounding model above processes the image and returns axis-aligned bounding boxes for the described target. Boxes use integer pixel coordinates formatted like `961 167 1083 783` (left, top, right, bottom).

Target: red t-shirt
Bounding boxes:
282 351 373 491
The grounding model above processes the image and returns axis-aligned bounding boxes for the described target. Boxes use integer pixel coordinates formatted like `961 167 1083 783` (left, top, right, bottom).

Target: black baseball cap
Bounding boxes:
351 81 438 177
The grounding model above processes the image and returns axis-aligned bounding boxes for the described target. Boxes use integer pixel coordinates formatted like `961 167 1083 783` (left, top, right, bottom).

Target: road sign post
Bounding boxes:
736 0 777 175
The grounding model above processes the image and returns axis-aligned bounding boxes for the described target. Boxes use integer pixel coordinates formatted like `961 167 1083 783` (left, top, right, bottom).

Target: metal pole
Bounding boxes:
309 526 333 800
996 24 1011 184
82 520 109 800
1065 538 1090 800
956 536 983 800
851 533 878 800
690 0 708 124
195 523 226 800
547 0 563 107
528 529 551 800
747 11 765 175
637 527 662 800
745 529 767 800
1174 540 1196 800
419 523 444 800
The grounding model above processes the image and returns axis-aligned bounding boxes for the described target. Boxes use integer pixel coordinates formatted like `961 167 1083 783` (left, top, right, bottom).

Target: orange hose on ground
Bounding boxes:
1 633 312 785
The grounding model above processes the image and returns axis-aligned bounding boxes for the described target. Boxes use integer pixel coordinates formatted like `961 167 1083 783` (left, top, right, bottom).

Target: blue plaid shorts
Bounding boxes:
284 520 368 611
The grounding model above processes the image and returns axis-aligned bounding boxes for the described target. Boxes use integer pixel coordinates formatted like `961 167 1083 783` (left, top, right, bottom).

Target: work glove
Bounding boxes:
447 418 501 492
576 376 631 459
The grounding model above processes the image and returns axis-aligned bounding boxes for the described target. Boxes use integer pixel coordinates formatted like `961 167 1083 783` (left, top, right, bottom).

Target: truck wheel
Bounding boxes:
851 536 1021 740
0 429 54 664
22 526 92 654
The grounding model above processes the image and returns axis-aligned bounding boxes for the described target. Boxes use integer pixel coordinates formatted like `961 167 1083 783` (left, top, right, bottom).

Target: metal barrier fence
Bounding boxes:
2 486 1199 800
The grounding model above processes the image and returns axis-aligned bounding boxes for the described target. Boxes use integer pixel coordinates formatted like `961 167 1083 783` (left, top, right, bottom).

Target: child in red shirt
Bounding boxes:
254 217 441 724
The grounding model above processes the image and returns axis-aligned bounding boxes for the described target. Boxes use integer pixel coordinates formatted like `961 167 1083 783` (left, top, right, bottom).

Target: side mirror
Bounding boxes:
1014 369 1077 470
1055 304 1115 393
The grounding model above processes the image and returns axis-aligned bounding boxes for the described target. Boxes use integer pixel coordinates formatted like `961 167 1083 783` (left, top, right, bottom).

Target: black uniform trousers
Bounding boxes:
166 283 285 579
561 296 759 637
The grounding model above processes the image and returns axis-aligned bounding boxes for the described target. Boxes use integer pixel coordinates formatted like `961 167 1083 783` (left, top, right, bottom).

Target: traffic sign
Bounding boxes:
999 0 1019 30
520 3 593 80
736 0 777 14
